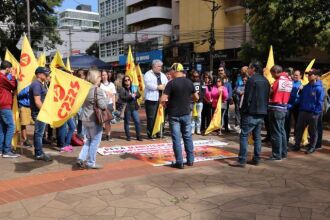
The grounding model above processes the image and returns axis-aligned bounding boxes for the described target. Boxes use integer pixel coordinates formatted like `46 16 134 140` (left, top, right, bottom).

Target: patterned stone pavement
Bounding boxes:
0 109 329 220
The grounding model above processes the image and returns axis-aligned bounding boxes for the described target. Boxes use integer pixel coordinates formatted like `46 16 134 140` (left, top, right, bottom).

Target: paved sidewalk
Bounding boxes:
0 110 329 219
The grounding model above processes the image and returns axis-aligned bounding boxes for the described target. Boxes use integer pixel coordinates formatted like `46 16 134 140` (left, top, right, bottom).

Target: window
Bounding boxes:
105 0 111 16
118 0 124 11
111 19 117 35
118 17 124 34
100 43 106 58
105 21 111 36
100 2 105 17
100 23 105 39
111 0 118 13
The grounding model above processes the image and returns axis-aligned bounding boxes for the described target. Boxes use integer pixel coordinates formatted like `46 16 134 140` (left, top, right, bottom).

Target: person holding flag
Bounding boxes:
230 62 270 167
160 63 199 169
0 61 19 158
144 60 168 140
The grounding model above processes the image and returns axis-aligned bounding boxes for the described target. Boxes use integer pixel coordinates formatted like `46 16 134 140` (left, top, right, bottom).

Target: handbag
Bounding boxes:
71 133 84 146
94 87 113 124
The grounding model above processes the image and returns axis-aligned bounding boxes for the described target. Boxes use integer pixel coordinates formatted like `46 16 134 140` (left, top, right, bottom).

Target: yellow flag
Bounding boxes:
152 104 164 136
248 133 254 145
50 51 66 70
302 127 309 146
37 68 92 128
18 35 38 94
38 53 46 67
302 59 316 86
125 45 139 92
205 95 222 135
264 45 275 85
321 71 330 93
192 103 198 117
4 50 21 148
136 64 145 105
66 56 72 72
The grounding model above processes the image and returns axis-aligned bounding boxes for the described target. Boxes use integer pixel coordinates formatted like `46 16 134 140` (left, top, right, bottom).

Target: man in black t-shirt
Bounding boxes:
160 63 199 169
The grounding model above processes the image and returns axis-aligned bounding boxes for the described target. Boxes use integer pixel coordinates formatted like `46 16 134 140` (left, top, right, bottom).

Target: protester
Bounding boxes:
119 76 142 141
233 66 248 129
29 67 52 161
230 62 270 167
207 77 228 135
315 73 325 150
268 65 293 161
0 61 19 158
18 86 33 147
144 59 168 139
57 118 75 152
285 70 302 142
222 75 233 133
160 63 199 169
100 70 116 141
201 72 213 132
77 69 107 169
291 69 325 154
190 70 204 135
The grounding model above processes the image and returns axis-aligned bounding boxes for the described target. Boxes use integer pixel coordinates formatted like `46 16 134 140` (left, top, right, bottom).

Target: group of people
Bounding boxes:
0 57 329 170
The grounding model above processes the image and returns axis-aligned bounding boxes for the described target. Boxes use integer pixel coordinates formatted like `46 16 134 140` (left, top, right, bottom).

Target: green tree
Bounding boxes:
0 0 63 59
239 0 330 62
86 42 99 58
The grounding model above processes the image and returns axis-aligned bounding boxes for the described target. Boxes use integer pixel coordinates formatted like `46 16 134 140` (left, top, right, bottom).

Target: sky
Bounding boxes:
56 0 98 12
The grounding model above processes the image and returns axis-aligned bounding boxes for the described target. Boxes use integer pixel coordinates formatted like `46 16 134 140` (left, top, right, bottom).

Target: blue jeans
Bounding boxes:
191 102 203 133
169 114 194 164
269 110 287 159
0 109 15 154
124 110 141 138
57 118 76 147
33 120 47 156
78 121 103 167
238 114 264 164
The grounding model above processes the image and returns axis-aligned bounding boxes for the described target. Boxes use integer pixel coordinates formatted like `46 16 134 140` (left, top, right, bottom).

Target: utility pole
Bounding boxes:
26 0 31 42
203 0 220 73
134 30 138 61
68 27 73 56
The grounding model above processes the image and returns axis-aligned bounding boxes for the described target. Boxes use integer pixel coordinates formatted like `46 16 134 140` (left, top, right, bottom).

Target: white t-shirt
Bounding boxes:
100 82 116 104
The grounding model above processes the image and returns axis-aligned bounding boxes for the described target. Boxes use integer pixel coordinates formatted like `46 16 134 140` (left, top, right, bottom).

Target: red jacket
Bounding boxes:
0 73 17 109
270 72 292 104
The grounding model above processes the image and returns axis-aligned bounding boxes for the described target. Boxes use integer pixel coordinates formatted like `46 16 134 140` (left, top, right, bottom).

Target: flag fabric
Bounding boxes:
192 103 198 117
50 51 66 71
38 53 46 67
37 68 92 128
4 50 21 149
152 104 165 136
321 71 330 93
66 56 72 72
264 45 275 85
301 59 316 85
125 45 139 93
136 64 145 105
205 94 222 135
18 35 38 94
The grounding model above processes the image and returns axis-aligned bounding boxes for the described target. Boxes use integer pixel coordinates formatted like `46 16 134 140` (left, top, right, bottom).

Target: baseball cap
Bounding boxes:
35 67 50 75
307 68 321 76
170 63 184 72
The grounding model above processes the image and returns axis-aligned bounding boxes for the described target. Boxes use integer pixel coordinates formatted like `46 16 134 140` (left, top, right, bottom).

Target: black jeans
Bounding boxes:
201 102 212 132
316 112 323 149
295 111 319 149
145 100 159 138
223 102 230 131
269 110 287 159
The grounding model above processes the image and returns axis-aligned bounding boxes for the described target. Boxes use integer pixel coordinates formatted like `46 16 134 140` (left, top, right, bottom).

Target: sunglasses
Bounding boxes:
124 79 130 81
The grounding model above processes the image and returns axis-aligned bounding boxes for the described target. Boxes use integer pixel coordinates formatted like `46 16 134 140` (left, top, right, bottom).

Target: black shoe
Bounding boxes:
247 160 260 166
290 146 300 152
267 156 282 161
35 153 53 162
148 136 156 141
229 161 246 168
305 148 315 154
262 138 270 143
76 159 86 169
23 139 32 147
126 137 131 141
137 137 143 141
186 161 194 166
42 139 52 145
171 162 184 169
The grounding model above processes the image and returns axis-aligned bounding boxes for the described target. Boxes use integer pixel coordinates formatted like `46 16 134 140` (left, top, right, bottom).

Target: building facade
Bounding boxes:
99 0 125 64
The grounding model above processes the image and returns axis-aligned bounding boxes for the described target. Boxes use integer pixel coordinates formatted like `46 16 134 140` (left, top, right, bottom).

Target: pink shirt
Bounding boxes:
205 85 228 108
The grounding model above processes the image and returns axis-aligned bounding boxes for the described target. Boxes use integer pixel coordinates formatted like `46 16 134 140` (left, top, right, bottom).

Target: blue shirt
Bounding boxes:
288 80 302 109
29 80 47 116
298 80 324 114
18 86 30 107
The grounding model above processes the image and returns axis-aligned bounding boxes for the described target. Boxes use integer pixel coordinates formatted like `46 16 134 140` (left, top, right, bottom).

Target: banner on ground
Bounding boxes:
37 68 92 127
97 140 234 166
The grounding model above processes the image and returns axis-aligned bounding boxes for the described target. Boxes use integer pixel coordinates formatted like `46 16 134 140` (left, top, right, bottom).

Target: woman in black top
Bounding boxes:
119 76 142 141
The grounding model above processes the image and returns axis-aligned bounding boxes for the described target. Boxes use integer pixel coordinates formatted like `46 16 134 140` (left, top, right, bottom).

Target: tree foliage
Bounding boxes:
86 42 99 58
239 0 330 62
0 0 63 59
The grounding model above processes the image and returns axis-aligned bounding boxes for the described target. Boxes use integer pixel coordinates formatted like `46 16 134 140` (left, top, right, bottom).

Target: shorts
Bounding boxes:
20 107 33 126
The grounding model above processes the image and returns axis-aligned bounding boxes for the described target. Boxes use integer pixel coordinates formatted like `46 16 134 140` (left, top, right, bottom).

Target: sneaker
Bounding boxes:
23 139 32 147
86 164 103 169
229 161 246 168
305 148 315 154
2 152 19 158
35 153 53 162
60 146 73 153
137 137 143 141
76 159 86 169
196 131 201 135
171 162 184 169
247 160 260 166
126 137 131 141
267 156 282 161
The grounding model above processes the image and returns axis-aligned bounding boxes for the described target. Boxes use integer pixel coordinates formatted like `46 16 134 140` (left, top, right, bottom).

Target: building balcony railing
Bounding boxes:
126 6 172 26
124 24 172 43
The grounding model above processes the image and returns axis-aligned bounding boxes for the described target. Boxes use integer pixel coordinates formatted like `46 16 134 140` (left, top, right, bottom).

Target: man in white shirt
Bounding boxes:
144 59 168 139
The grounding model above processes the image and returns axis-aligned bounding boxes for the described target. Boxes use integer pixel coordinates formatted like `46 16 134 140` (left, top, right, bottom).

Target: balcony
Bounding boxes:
124 24 172 43
126 6 172 25
126 0 144 7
